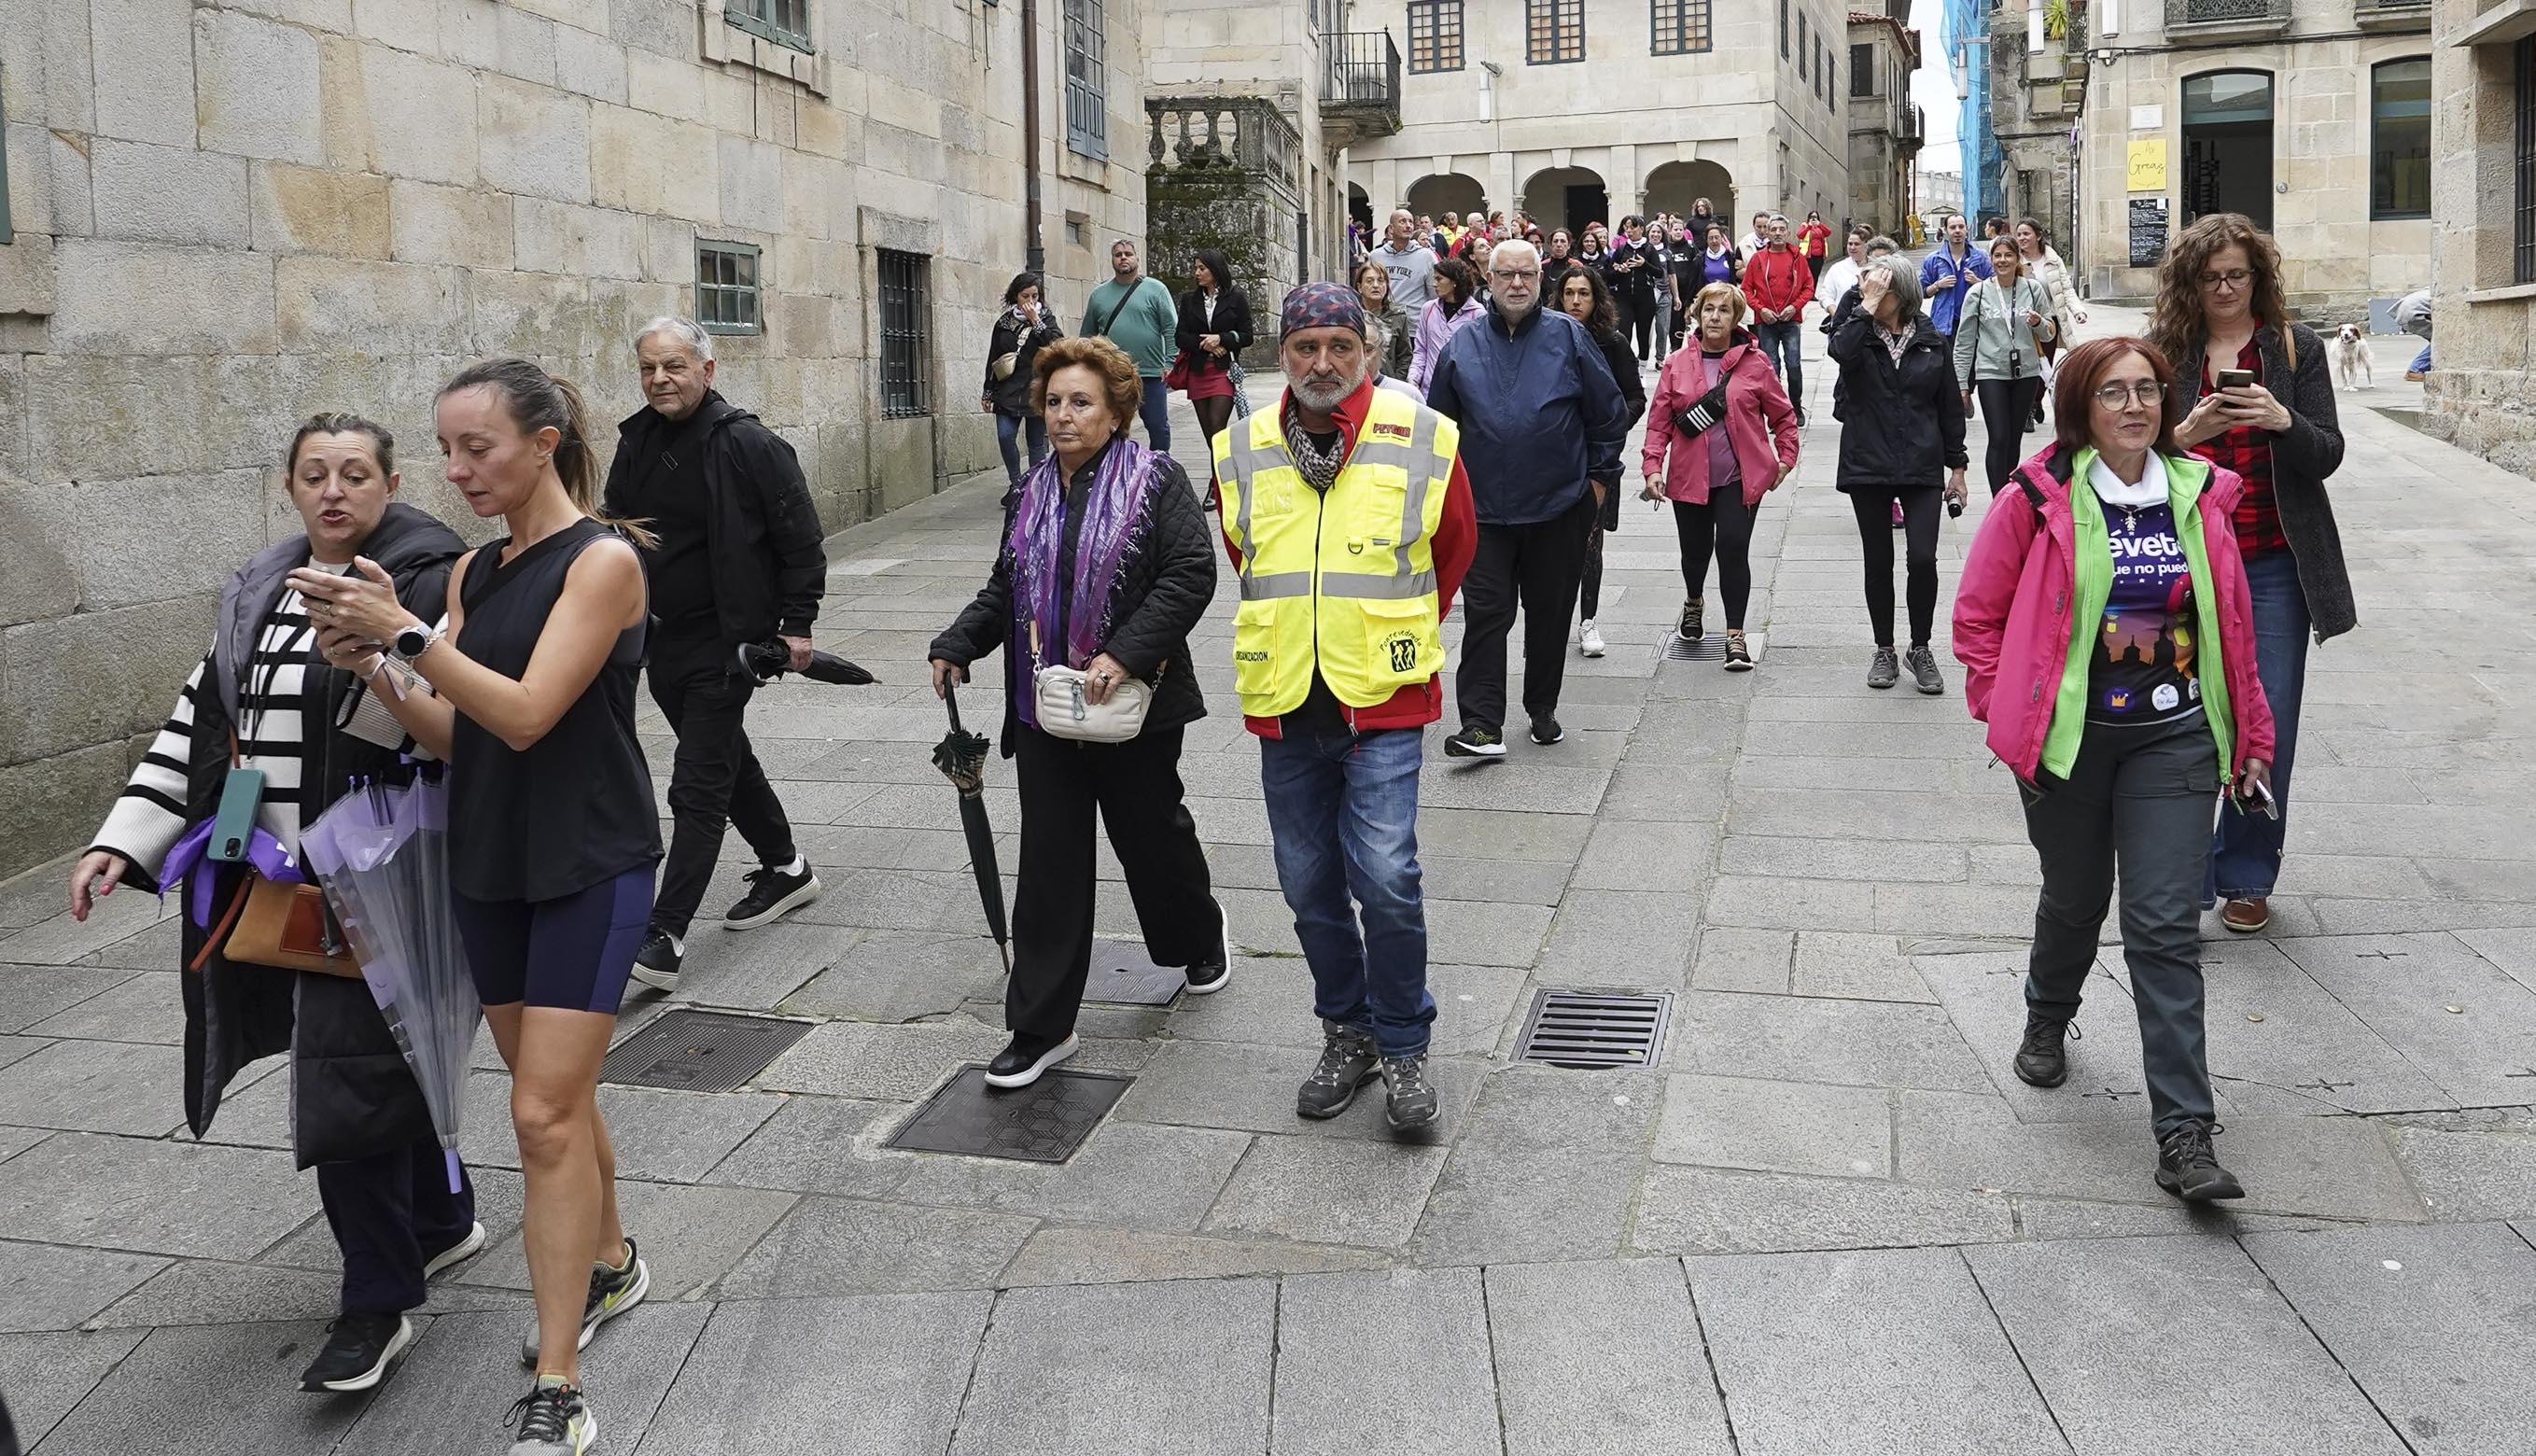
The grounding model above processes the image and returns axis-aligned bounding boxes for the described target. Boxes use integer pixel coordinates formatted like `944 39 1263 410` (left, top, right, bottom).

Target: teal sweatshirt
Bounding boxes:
1081 276 1180 379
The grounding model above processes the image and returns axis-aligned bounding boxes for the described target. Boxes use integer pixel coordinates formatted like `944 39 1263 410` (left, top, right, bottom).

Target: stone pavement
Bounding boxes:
7 314 2536 1453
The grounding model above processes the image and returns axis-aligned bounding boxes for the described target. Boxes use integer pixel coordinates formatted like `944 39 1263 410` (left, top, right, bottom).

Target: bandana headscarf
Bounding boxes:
1281 280 1368 339
1005 434 1156 728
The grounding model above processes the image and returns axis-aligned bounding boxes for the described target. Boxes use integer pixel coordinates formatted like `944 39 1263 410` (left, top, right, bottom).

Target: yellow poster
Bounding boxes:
2127 139 2168 193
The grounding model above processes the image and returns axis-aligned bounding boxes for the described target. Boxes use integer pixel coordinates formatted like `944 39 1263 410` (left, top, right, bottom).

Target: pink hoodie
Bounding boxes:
1641 334 1800 508
1953 443 2276 783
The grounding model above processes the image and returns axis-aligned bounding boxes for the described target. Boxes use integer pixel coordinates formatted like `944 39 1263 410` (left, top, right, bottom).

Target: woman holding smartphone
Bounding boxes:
291 357 658 1456
2148 214 2348 936
1954 335 2275 1204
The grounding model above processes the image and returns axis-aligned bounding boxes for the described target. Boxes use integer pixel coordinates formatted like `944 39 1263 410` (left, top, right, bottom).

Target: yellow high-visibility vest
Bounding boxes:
1213 386 1459 719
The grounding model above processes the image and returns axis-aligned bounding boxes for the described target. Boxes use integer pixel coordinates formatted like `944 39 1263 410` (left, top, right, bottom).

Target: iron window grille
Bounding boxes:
725 0 812 53
1408 0 1465 72
2518 36 2534 286
878 248 932 420
1064 0 1108 160
1526 0 1584 63
696 241 763 335
1651 0 1712 55
2368 57 2431 221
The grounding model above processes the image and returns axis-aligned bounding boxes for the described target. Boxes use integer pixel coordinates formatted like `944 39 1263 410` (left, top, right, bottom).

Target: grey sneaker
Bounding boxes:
1868 646 1900 690
1907 643 1945 696
1380 1053 1440 1131
1296 1023 1380 1120
504 1377 595 1455
520 1237 649 1368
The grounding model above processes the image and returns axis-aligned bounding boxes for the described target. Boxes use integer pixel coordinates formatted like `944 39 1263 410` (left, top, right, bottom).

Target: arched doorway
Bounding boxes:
1643 161 1734 230
1520 166 1608 237
1348 182 1374 243
1405 173 1486 228
2182 70 2273 231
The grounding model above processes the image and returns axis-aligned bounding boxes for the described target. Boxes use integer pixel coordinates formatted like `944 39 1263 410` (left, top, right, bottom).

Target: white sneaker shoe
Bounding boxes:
1579 621 1606 658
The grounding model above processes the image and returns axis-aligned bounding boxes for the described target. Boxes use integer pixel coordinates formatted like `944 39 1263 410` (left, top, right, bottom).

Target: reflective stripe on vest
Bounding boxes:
1214 388 1459 717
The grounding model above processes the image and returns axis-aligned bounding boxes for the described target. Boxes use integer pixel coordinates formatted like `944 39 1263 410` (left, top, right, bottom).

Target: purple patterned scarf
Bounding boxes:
1006 434 1156 728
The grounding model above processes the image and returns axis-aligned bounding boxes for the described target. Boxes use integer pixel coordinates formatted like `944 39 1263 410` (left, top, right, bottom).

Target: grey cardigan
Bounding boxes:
2170 321 2356 642
1952 274 2056 389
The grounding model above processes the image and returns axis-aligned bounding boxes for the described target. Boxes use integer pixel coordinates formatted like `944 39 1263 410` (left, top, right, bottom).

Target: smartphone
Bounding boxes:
2240 777 2278 820
2215 368 2256 391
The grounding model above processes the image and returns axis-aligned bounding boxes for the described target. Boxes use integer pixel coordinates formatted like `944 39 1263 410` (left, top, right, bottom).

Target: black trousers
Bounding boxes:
1457 492 1598 733
1010 724 1224 1043
1628 296 1658 360
1672 492 1758 630
648 630 799 937
1977 377 2043 494
317 1138 477 1315
1847 484 1943 648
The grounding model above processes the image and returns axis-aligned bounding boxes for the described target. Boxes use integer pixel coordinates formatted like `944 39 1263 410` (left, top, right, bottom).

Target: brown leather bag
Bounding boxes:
223 876 363 978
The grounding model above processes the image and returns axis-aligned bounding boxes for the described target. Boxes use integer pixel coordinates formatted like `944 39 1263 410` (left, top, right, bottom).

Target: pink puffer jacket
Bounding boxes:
1640 335 1800 509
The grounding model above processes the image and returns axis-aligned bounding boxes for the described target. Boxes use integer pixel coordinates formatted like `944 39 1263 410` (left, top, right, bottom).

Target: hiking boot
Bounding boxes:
1907 643 1945 695
1722 631 1754 671
2155 1120 2246 1202
1296 1023 1380 1119
722 860 821 930
985 1032 1079 1090
1380 1053 1441 1132
2012 1009 2078 1088
628 929 682 994
504 1378 595 1455
1578 620 1606 658
520 1238 649 1368
1529 714 1564 747
1677 597 1705 641
1444 725 1506 759
2221 897 2271 933
1868 646 1900 690
300 1312 413 1393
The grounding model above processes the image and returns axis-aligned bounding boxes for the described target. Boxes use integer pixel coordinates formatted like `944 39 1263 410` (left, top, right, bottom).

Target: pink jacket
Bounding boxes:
1953 443 2277 783
1640 335 1800 508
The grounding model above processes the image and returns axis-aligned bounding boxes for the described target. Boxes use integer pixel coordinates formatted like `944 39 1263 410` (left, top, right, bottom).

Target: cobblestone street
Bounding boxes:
7 316 2535 1453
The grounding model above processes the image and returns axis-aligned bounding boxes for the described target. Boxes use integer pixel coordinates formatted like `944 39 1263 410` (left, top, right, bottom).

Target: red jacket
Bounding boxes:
1742 245 1815 318
1642 333 1800 509
1797 221 1833 259
1220 376 1478 737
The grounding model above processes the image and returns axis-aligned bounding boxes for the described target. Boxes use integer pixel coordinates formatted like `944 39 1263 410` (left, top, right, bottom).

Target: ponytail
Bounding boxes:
439 357 657 548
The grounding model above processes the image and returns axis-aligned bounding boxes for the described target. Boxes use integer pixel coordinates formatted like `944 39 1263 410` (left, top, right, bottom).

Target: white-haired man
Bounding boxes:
1424 241 1629 756
605 316 829 991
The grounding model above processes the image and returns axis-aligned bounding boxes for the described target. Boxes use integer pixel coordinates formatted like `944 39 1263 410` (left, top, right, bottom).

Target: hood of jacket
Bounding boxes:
215 501 466 723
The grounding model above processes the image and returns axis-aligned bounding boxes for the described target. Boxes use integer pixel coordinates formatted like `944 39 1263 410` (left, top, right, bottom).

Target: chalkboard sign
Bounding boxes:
2128 199 2169 268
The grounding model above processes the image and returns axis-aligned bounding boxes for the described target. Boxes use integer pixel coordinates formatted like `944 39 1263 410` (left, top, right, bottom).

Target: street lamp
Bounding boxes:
1952 35 1988 102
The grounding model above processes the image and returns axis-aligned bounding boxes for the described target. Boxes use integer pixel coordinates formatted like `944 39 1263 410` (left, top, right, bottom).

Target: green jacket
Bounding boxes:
1081 276 1179 378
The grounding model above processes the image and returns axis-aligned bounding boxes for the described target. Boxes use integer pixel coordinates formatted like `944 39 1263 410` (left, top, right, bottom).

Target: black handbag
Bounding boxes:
1672 355 1742 439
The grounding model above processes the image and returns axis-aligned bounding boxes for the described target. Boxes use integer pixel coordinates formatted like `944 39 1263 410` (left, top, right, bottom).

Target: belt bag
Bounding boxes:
1672 356 1741 439
1030 624 1156 743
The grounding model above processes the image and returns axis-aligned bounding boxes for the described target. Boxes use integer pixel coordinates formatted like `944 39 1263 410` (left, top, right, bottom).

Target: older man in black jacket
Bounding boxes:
607 316 829 991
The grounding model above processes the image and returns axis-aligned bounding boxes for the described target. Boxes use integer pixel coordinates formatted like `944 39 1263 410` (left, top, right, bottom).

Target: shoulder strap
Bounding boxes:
1089 284 1138 341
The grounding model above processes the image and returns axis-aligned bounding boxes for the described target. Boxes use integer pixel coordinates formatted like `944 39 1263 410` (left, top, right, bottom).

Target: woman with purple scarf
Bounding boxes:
929 336 1229 1088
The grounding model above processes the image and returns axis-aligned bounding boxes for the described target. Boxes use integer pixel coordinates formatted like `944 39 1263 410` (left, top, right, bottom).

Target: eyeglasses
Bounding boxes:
2092 380 2168 409
1489 269 1540 282
2197 269 2254 291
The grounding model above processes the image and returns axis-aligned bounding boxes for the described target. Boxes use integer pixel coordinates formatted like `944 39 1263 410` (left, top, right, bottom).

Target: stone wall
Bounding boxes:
2418 0 2536 479
0 0 1153 880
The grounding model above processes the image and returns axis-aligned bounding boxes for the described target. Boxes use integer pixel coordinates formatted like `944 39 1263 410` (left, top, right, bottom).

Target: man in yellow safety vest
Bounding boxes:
1214 281 1477 1134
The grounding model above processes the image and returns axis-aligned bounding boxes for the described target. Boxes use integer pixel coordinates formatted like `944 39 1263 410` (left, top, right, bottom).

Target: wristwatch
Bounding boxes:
391 622 444 663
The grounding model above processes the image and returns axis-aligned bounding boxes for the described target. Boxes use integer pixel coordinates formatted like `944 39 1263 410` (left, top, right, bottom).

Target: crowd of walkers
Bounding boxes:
49 195 2346 1448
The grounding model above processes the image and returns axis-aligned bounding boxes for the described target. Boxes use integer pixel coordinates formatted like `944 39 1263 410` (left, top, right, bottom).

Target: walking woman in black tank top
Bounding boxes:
291 357 657 1455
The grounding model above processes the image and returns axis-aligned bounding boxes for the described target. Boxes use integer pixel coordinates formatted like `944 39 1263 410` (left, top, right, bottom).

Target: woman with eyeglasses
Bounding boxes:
2147 213 2349 937
1954 335 2276 1204
1954 236 2058 495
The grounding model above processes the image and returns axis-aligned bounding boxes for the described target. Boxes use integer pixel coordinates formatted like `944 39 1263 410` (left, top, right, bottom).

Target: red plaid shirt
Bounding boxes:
2193 339 2288 557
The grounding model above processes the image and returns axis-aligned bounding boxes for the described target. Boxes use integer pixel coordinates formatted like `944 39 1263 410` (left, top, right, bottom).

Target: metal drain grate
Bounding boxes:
1663 632 1725 661
599 1009 813 1092
1515 989 1674 1069
886 1066 1133 1163
1085 936 1187 1006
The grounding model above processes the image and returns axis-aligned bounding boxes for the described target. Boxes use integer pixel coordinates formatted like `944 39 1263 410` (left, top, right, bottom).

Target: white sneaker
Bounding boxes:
1579 621 1606 658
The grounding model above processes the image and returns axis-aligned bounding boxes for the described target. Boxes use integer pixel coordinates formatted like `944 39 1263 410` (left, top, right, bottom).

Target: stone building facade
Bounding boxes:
1341 0 1853 242
1985 0 2082 252
1846 4 1925 237
2070 0 2432 309
0 0 1154 879
2419 0 2536 478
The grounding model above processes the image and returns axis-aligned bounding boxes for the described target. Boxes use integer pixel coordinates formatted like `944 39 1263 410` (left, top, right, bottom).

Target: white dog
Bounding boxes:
2331 322 2374 391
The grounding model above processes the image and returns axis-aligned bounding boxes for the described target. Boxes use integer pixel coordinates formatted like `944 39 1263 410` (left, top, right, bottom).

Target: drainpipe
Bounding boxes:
1021 0 1045 273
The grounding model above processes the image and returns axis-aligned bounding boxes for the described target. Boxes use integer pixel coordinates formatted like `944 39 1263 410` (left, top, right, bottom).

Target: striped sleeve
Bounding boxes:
91 648 213 884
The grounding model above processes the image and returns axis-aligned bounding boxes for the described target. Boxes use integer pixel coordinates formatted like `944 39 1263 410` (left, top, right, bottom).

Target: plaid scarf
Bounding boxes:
1283 413 1348 494
1878 319 1917 367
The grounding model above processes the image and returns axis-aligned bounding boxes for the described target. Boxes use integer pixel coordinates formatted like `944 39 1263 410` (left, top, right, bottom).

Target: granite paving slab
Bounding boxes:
0 1328 147 1449
776 928 1008 1021
1271 1268 1501 1456
638 1293 992 1456
752 1017 1010 1100
69 917 183 973
2187 937 2461 1116
0 892 172 967
458 1081 786 1184
1202 1133 1450 1248
1654 1073 1892 1179
35 1319 374 1455
994 1227 1390 1287
0 1133 311 1260
1631 1165 2018 1256
1688 1246 2067 1455
340 1302 711 1456
0 1039 190 1136
17 969 191 1045
0 964 136 1036
2277 932 2536 1107
1966 1236 2411 1456
460 1179 797 1300
1484 1258 1735 1456
1113 1040 1486 1142
2387 1125 2536 1221
1534 889 1702 985
0 1240 167 1334
1690 927 1793 993
1409 1066 1664 1265
1913 952 2199 1123
712 1194 1035 1297
0 1125 50 1162
656 919 865 1010
1665 988 1992 1092
949 1278 1277 1456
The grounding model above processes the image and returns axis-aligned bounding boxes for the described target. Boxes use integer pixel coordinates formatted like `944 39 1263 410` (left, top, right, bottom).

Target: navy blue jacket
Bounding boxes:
1424 299 1629 525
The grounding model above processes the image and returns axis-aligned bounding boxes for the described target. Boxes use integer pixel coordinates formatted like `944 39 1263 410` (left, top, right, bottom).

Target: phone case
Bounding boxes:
209 766 265 863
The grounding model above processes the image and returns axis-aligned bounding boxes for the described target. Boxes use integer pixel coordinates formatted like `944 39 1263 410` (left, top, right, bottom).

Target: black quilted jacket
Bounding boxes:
932 446 1215 756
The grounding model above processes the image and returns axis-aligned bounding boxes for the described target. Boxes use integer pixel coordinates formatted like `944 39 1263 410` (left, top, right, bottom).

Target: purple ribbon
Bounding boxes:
160 819 305 929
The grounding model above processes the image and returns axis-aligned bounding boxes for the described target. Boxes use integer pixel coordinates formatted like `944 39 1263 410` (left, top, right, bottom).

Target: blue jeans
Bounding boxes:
1755 320 1804 411
2207 549 2310 903
1259 727 1434 1057
996 411 1047 487
1139 376 1172 454
2410 343 2431 374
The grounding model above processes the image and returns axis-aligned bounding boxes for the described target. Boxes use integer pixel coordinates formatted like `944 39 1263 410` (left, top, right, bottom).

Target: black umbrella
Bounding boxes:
931 682 1011 973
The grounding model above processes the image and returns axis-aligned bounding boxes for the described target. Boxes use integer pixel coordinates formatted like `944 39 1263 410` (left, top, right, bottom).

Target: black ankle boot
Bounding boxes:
2156 1120 2245 1201
2013 1009 2076 1088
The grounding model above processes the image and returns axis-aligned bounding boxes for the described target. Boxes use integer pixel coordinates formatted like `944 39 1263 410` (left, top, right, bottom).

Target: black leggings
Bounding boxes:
1976 378 2043 495
1629 299 1657 361
1848 485 1942 649
1673 493 1757 630
1580 525 1606 620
